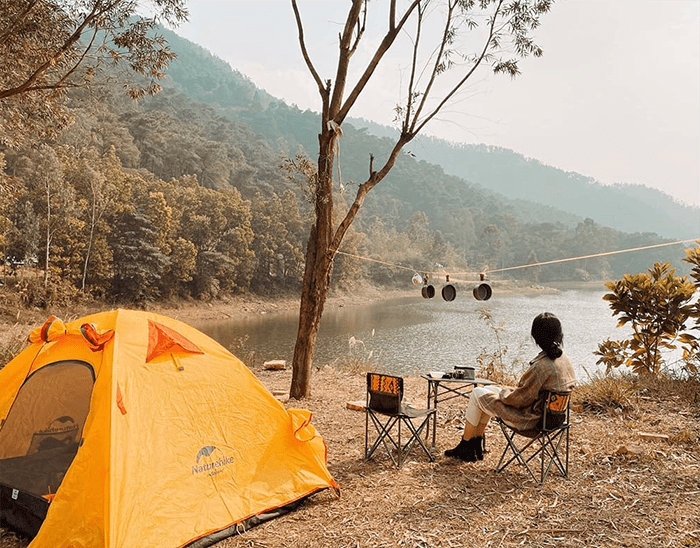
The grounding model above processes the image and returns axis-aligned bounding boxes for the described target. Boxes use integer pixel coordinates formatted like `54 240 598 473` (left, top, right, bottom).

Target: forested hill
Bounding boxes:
344 126 699 241
3 26 695 307
150 28 584 230
159 28 697 242
392 134 699 240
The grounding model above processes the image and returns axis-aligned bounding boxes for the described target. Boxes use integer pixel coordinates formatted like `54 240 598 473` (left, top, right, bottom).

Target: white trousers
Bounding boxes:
466 385 502 426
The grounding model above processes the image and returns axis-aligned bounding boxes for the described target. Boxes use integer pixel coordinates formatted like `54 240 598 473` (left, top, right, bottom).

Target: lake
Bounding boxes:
196 284 637 380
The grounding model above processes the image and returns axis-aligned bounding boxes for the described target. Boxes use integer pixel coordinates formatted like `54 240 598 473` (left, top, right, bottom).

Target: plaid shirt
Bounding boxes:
478 350 577 431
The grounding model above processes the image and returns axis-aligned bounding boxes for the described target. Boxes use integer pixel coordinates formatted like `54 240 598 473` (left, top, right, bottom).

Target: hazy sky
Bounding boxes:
174 0 700 208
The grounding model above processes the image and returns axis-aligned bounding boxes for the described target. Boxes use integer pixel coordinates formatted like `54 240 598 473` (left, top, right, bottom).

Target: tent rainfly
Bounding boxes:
0 309 339 548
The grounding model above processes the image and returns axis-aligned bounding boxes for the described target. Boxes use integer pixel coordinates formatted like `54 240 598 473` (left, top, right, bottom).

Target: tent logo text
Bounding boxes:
29 415 80 453
192 445 234 476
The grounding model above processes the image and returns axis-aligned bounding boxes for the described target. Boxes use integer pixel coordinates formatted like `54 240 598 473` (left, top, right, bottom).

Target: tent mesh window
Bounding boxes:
0 360 95 536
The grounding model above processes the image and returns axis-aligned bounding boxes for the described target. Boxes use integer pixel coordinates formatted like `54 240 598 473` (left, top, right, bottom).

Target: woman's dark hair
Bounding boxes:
531 312 564 359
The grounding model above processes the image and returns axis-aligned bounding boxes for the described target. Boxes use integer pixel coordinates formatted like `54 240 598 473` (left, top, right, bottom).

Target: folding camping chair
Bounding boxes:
494 390 572 484
364 372 436 467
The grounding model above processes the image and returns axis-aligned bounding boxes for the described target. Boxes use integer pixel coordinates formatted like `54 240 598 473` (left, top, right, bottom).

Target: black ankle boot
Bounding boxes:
444 438 477 462
472 436 484 461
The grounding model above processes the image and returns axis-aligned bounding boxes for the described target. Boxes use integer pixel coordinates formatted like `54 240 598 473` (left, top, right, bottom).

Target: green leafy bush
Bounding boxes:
596 260 696 376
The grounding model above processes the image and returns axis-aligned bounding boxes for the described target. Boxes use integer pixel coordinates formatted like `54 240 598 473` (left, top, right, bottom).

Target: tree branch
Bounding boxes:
412 0 505 137
52 24 101 90
348 0 367 56
336 0 421 124
409 0 457 132
0 0 117 99
291 0 327 106
331 133 412 252
401 1 424 136
329 0 366 117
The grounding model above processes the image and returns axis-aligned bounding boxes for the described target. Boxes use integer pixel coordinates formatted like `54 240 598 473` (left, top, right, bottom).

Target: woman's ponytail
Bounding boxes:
546 340 563 360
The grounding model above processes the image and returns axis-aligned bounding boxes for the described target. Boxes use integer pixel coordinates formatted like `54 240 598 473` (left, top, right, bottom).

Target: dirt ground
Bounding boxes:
2 283 699 548
2 365 699 548
220 366 700 548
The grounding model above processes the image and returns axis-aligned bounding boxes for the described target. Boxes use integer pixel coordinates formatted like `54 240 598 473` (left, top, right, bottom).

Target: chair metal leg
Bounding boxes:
539 426 569 482
495 427 540 482
495 421 570 484
366 411 435 467
366 413 401 464
397 416 435 466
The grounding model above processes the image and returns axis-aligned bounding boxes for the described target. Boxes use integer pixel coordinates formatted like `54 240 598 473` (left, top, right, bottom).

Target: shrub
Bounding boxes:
15 275 82 309
596 262 696 377
475 307 521 385
574 374 638 414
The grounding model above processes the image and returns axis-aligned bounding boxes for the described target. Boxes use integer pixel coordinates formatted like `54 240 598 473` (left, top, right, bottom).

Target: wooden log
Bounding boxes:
346 400 366 411
264 359 287 370
637 431 670 441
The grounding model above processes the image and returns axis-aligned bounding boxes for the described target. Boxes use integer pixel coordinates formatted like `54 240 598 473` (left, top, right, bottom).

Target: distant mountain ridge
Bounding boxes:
348 117 699 240
158 27 696 243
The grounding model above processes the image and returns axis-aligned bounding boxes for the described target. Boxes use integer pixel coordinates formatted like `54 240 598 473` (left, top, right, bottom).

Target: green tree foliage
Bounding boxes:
679 245 700 374
359 217 415 286
0 0 188 147
596 259 697 376
177 184 254 298
109 208 169 303
1 10 692 316
249 191 308 293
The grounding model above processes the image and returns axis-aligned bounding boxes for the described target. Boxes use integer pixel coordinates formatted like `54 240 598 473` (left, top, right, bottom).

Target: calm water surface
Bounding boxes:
196 286 633 379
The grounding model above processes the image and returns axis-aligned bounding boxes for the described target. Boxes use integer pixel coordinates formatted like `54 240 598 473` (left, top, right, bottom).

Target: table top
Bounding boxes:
421 374 495 385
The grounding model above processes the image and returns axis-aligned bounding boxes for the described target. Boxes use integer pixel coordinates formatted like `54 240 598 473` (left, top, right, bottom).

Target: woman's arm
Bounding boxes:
498 360 550 409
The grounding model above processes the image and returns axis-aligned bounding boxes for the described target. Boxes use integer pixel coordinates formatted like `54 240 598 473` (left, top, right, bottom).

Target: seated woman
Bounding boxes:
445 312 577 462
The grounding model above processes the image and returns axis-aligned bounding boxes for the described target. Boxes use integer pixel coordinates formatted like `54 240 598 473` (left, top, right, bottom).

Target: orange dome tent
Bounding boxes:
0 309 338 548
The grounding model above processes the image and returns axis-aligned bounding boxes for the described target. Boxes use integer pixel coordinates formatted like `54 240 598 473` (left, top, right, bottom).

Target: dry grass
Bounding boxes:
0 327 28 370
573 374 639 414
7 368 697 548
237 368 700 548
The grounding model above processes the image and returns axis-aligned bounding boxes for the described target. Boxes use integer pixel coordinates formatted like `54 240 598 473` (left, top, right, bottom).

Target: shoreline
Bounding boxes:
0 280 607 347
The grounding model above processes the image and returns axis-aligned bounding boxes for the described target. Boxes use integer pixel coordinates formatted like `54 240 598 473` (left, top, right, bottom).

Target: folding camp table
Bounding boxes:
421 374 495 450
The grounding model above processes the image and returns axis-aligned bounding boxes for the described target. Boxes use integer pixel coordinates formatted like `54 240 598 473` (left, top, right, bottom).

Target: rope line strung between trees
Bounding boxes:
488 239 698 274
334 238 698 282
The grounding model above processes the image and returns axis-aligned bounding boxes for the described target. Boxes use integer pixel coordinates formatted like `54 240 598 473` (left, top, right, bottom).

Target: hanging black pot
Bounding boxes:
442 284 456 302
421 285 435 299
473 282 492 301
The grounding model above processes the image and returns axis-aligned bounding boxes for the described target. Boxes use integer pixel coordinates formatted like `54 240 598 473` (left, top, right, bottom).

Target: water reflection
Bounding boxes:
197 288 628 378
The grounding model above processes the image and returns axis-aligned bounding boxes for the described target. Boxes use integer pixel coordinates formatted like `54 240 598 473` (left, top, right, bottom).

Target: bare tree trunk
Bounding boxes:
290 129 336 398
82 191 97 290
290 126 407 398
44 183 51 288
290 227 332 398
